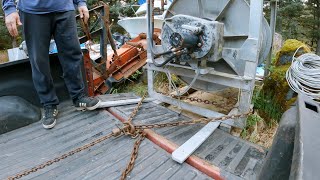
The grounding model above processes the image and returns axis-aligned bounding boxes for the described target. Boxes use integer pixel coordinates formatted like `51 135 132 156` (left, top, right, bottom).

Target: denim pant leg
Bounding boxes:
53 11 84 101
20 11 59 106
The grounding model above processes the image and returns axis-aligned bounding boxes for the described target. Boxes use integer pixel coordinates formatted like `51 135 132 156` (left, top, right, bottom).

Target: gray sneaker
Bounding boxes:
74 96 101 111
42 106 58 129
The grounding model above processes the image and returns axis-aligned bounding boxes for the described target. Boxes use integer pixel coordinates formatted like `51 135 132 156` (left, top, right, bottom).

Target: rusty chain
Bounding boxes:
121 92 148 138
115 91 252 180
7 132 116 180
135 109 253 130
7 91 252 180
118 93 148 179
127 93 147 123
7 93 148 180
157 92 227 107
120 131 146 180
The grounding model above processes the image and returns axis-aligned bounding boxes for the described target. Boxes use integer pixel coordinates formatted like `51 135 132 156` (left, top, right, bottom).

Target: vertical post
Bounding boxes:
147 0 154 96
83 50 95 96
161 0 164 12
98 3 109 74
100 4 108 65
264 0 278 77
237 0 264 128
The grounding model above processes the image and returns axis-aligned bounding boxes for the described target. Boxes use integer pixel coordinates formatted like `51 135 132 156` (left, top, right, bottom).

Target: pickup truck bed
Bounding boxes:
0 93 266 180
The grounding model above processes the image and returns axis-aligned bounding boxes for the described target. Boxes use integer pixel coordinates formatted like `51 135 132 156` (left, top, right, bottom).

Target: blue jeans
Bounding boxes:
20 11 84 107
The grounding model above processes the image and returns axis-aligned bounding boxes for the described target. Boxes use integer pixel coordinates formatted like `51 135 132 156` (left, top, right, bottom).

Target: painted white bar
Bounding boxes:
98 98 154 108
172 121 221 164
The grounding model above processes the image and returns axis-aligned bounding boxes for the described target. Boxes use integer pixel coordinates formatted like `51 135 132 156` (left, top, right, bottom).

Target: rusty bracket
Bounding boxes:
95 2 118 56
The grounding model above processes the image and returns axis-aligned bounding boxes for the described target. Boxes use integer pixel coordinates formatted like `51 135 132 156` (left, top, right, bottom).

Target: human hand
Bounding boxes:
78 6 89 24
5 12 22 37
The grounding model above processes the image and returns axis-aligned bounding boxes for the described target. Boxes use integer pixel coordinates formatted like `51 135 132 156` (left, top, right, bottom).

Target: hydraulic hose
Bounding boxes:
153 48 182 58
153 50 173 58
147 0 175 67
154 54 177 67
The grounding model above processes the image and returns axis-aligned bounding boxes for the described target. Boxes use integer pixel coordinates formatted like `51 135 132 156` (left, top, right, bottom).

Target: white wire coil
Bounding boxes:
286 50 320 102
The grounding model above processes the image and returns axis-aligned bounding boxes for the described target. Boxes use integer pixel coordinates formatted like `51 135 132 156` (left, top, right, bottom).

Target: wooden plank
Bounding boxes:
172 121 221 164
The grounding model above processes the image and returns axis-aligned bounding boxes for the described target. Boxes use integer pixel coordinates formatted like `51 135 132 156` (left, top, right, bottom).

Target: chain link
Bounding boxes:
119 93 148 179
158 92 225 106
7 132 116 180
135 109 253 130
127 92 147 123
121 92 148 138
120 131 146 180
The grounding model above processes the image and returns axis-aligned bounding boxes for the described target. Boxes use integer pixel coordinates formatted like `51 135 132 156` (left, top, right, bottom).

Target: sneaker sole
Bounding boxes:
87 100 101 110
43 119 57 129
76 100 101 111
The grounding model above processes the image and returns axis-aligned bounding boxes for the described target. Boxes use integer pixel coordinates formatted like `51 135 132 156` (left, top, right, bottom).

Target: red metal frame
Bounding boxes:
90 30 161 95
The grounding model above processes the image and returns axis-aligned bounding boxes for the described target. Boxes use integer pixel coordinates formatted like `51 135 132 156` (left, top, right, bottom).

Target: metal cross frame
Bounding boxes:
146 0 265 163
147 0 265 129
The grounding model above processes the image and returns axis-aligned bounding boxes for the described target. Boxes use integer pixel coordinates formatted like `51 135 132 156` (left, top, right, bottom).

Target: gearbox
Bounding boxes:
162 15 224 62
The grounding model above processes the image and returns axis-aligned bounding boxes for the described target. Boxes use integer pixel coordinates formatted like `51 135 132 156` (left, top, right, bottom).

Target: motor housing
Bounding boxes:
162 15 224 63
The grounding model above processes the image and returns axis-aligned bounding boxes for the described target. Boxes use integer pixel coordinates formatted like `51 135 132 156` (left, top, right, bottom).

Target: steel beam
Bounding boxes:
264 0 278 77
148 71 236 127
237 0 264 128
147 63 252 90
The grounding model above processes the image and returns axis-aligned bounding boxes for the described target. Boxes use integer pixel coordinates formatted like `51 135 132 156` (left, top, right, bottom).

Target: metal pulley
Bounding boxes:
161 0 271 72
157 0 271 92
147 0 268 128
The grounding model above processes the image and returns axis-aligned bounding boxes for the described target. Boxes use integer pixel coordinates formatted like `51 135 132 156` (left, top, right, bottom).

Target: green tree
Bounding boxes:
304 0 320 55
277 0 305 39
0 9 12 50
266 0 319 54
86 0 137 22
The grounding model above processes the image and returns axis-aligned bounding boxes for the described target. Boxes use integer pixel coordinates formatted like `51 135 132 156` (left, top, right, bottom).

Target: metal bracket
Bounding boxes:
172 121 221 163
97 98 154 108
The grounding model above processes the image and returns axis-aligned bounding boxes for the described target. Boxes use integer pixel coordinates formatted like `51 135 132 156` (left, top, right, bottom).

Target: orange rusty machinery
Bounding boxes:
78 2 161 96
90 31 161 95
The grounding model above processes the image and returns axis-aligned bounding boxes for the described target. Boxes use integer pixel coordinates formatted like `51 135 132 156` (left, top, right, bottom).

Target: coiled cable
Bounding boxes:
286 48 320 102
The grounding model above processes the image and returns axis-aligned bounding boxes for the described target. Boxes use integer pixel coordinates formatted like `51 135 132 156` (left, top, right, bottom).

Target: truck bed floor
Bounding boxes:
0 93 266 180
0 98 209 180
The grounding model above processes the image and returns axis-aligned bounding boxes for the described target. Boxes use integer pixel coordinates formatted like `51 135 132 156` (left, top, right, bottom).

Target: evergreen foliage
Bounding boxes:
0 9 12 50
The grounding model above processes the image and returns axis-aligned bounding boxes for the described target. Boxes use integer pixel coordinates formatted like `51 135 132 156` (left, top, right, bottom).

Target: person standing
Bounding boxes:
2 0 101 129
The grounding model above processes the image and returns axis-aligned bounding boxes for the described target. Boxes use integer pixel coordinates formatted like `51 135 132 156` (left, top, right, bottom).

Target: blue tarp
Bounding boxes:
49 42 85 54
138 0 146 4
138 0 173 5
